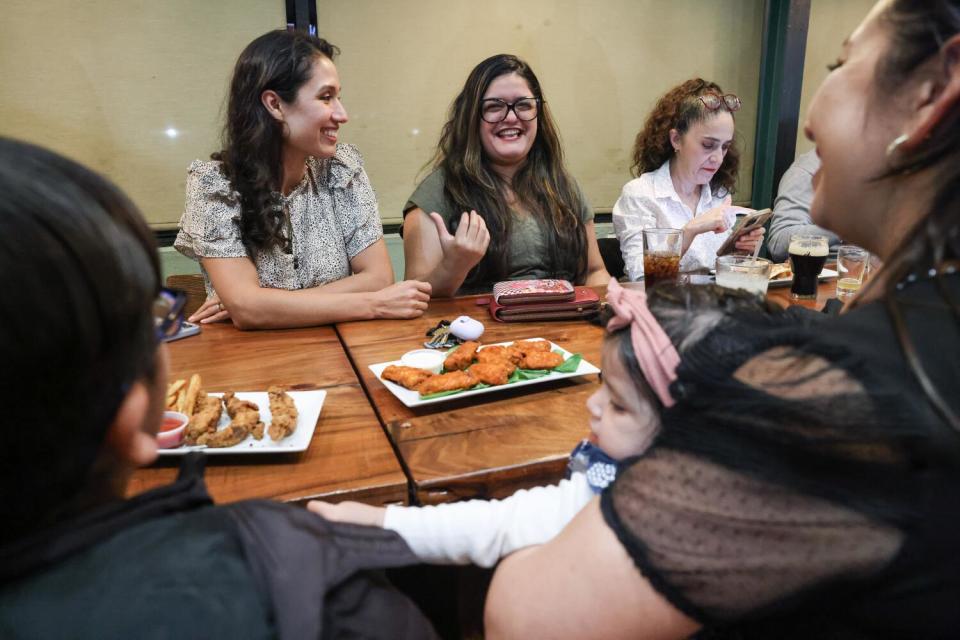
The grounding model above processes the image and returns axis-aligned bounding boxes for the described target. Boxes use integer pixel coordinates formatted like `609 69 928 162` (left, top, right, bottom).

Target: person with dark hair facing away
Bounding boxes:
485 2 960 636
176 30 431 329
613 79 765 280
401 54 610 296
0 138 436 639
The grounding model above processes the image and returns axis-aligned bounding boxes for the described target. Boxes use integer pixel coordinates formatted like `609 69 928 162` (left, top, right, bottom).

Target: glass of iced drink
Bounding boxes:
715 255 773 296
643 228 682 288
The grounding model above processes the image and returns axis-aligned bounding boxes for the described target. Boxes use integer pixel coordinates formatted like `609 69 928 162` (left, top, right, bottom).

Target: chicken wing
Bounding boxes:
267 386 298 441
468 361 514 386
443 341 480 371
476 345 523 366
416 370 477 396
513 340 552 355
519 350 565 370
382 365 435 390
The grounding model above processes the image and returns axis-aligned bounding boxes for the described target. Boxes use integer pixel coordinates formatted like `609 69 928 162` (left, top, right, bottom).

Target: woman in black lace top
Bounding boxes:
484 2 960 638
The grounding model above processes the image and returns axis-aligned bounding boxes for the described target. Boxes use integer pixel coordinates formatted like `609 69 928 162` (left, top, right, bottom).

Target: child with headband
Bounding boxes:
309 279 771 567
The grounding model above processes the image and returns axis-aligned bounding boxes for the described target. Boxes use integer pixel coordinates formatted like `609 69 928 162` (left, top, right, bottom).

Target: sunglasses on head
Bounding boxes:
699 93 741 112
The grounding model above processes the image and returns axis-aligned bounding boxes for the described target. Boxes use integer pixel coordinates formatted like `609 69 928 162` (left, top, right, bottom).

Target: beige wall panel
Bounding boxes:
0 0 284 227
795 0 876 155
320 0 764 220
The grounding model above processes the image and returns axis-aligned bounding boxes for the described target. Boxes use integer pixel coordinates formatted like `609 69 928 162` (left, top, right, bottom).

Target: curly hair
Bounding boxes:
630 78 741 196
213 30 339 256
427 54 588 288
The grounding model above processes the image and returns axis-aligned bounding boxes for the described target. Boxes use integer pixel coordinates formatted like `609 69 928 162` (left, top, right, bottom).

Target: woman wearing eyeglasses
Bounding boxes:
612 78 764 281
401 54 609 296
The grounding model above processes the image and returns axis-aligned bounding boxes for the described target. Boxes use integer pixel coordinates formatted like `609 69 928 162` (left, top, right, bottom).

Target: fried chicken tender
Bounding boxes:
382 365 435 390
513 340 551 355
184 395 223 445
196 423 250 448
476 345 523 366
443 341 480 371
196 392 262 448
519 350 565 370
416 370 477 396
468 361 514 386
267 386 298 441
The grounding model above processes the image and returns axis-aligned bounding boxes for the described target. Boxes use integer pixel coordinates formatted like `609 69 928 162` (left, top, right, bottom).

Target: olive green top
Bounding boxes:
402 168 594 295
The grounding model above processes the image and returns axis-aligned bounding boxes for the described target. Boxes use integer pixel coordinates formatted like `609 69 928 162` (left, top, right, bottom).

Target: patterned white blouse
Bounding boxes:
175 144 383 297
612 159 734 281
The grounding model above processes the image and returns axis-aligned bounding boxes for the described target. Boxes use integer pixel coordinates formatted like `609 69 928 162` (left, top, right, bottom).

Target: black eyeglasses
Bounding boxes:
154 287 187 342
699 92 741 112
480 97 541 123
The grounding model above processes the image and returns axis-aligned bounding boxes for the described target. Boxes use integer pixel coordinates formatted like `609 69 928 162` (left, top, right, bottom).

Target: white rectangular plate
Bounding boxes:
369 338 600 408
157 389 326 456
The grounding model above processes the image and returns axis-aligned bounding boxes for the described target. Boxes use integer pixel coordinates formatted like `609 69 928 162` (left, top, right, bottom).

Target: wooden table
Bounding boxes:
766 276 837 311
337 296 603 506
127 323 408 506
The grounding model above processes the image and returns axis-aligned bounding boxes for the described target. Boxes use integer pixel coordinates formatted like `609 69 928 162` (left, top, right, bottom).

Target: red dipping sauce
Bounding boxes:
160 416 184 432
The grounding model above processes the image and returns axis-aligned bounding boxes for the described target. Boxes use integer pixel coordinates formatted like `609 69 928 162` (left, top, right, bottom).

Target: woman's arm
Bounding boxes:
402 207 489 297
484 498 700 640
315 238 394 294
202 251 430 330
583 221 611 286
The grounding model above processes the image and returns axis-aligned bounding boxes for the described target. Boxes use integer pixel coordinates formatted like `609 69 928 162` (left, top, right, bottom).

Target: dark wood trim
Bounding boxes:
286 0 317 34
751 0 811 209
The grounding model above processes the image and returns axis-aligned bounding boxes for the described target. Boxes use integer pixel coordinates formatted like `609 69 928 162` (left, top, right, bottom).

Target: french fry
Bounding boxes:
182 374 202 417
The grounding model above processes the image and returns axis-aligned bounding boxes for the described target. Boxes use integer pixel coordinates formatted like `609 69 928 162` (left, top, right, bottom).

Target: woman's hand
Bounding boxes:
371 280 432 319
307 500 387 527
188 296 231 324
734 226 766 254
430 210 490 271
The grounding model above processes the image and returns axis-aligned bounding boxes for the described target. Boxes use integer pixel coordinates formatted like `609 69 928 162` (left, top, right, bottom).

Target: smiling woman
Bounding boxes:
400 54 610 296
174 30 431 329
612 78 765 280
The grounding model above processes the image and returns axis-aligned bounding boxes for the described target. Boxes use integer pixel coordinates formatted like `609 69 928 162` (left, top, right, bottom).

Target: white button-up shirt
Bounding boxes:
612 159 733 280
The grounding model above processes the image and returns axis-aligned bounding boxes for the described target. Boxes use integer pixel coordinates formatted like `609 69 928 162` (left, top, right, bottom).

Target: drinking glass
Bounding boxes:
788 234 829 299
715 256 772 296
642 228 682 288
836 245 870 301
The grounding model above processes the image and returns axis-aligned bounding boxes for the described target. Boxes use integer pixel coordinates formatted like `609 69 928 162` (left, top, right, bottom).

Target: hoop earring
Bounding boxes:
885 134 908 158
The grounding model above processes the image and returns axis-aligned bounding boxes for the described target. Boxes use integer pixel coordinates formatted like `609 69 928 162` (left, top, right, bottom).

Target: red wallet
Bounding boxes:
487 281 600 322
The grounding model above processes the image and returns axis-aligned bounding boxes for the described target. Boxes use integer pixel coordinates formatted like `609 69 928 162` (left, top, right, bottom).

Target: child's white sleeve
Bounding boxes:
382 472 594 568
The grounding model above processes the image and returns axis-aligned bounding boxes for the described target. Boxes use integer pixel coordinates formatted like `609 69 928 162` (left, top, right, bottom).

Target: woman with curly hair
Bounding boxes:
612 79 764 280
175 30 431 329
401 54 609 296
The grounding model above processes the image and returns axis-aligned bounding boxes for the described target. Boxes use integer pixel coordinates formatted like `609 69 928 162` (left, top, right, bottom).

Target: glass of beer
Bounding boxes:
643 228 682 288
788 234 829 299
836 245 870 301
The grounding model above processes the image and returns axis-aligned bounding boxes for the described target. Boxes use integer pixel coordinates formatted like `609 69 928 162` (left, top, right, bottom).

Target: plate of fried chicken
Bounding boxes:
369 338 600 408
157 387 325 456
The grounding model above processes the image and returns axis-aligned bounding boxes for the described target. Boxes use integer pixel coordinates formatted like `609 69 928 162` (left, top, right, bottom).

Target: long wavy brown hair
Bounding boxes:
213 30 339 256
427 54 588 288
630 78 741 195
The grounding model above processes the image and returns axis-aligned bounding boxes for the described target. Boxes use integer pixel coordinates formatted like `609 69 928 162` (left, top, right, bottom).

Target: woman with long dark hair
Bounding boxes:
402 54 609 296
613 78 765 279
176 30 430 329
485 1 960 636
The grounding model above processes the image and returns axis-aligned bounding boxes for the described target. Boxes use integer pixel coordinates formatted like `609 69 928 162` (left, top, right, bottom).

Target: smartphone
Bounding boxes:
715 208 772 256
164 321 201 343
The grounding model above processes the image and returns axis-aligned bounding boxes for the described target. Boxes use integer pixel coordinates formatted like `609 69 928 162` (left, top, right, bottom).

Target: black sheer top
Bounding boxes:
602 272 960 639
